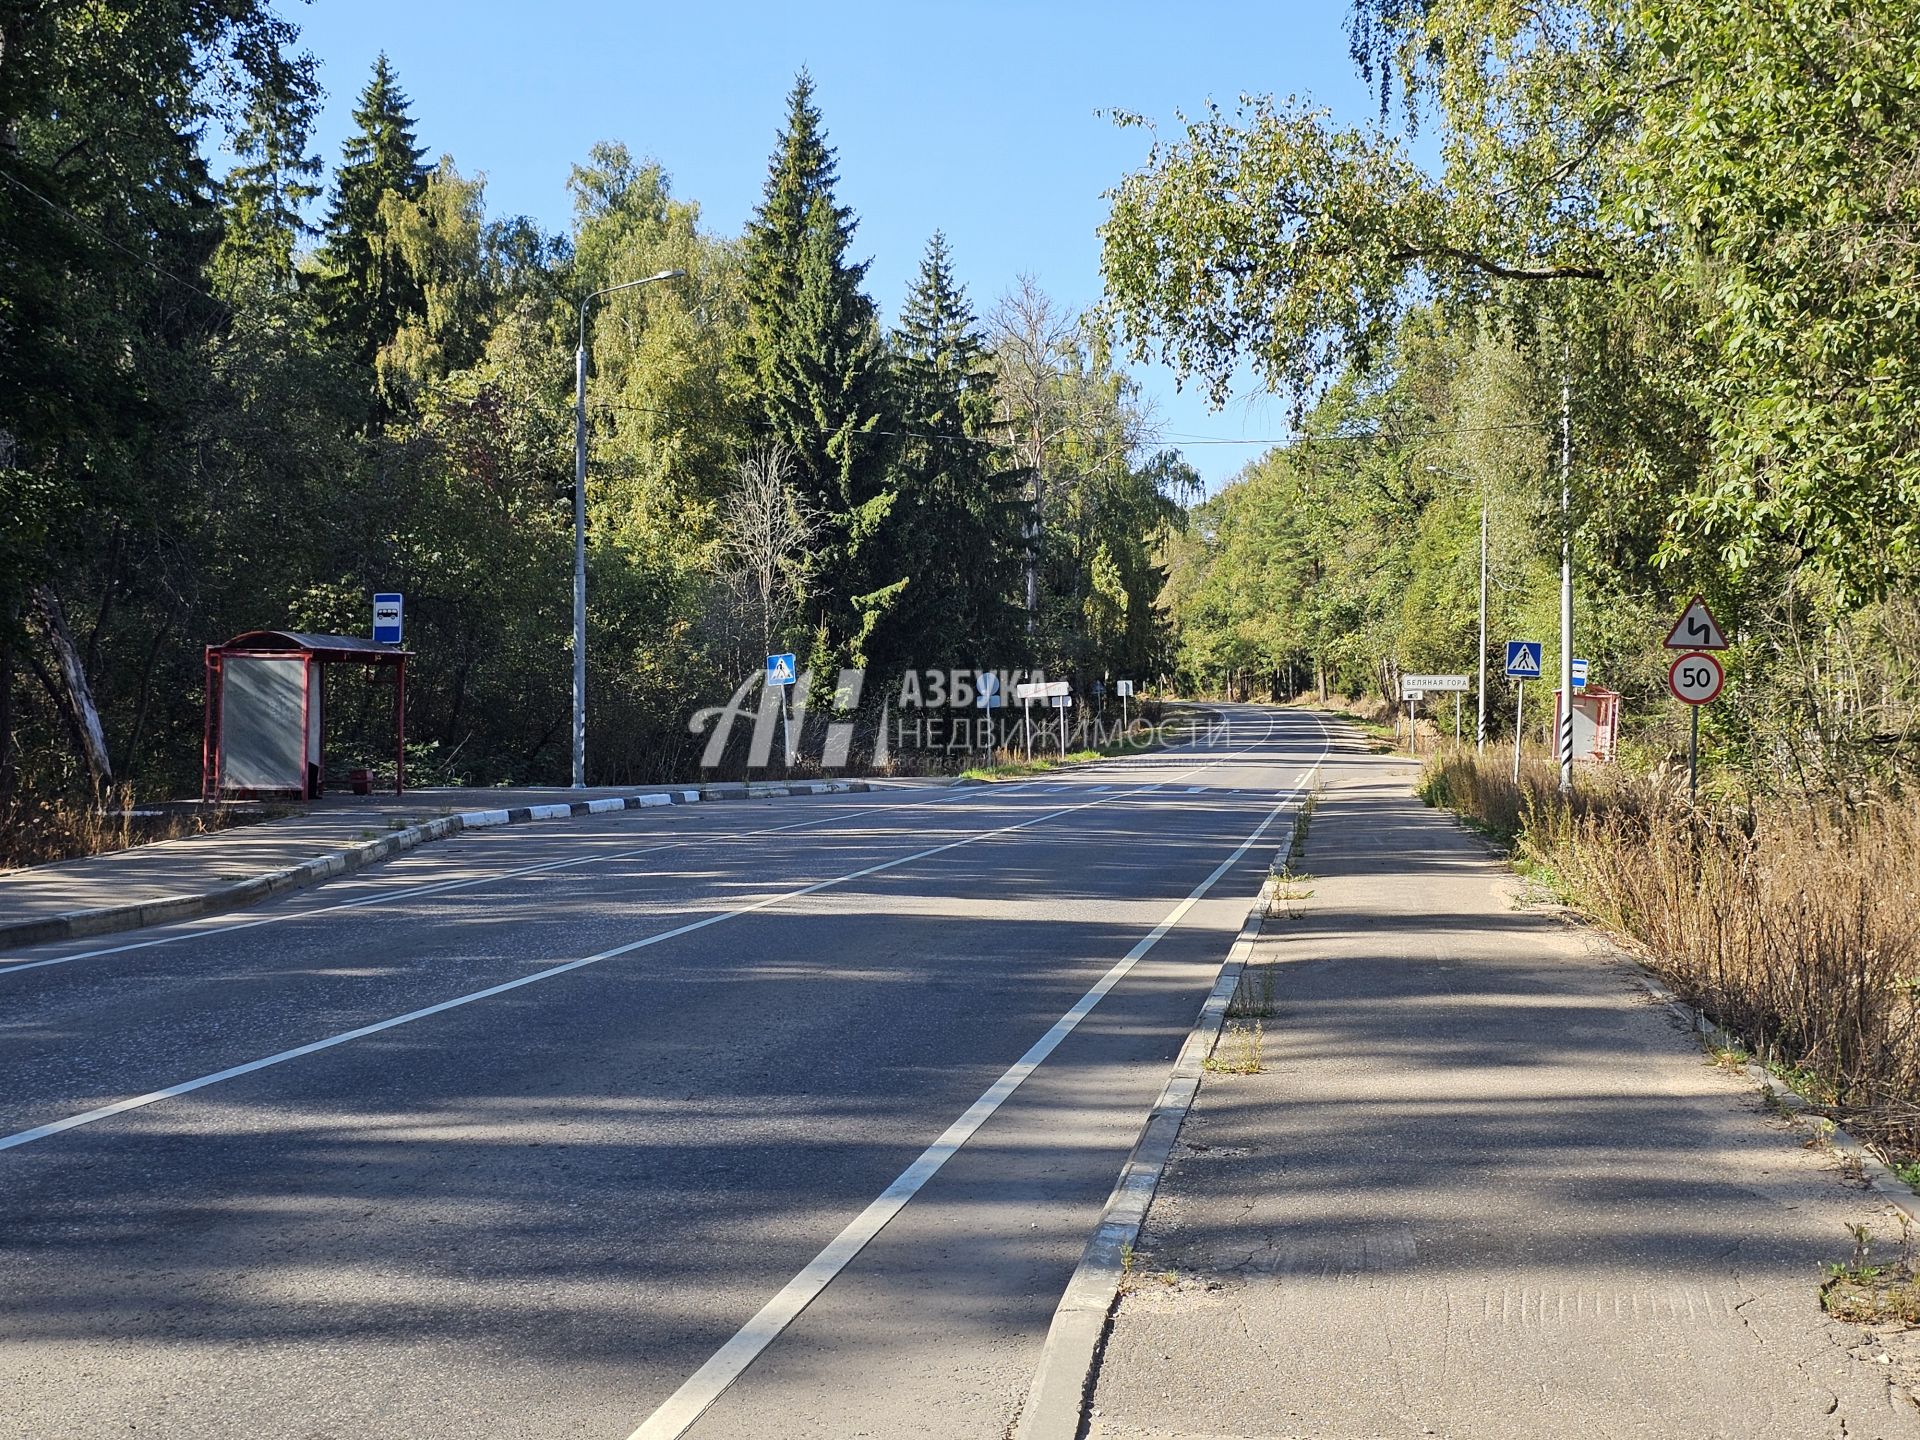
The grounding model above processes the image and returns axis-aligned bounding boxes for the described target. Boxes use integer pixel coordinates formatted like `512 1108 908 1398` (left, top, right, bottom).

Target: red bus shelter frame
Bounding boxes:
202 630 411 801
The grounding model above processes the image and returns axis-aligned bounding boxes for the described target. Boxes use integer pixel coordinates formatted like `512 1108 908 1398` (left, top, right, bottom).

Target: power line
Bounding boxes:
0 165 228 311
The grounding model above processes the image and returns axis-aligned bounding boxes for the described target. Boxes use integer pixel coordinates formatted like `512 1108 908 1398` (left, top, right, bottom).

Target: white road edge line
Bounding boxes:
0 712 1277 1155
624 717 1324 1440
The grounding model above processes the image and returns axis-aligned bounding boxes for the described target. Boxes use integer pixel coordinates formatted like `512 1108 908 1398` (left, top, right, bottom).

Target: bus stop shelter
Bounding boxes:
202 630 411 801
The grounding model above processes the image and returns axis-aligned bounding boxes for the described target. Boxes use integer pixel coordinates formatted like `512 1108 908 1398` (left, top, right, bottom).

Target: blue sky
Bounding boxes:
273 1 1381 491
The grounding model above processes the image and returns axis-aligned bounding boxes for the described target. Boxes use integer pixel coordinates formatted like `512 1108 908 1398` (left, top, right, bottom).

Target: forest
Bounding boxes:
1121 0 1920 804
1 3 1188 851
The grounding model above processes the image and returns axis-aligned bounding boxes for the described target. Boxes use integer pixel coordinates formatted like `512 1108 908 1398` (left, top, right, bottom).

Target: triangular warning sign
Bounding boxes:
1664 595 1728 651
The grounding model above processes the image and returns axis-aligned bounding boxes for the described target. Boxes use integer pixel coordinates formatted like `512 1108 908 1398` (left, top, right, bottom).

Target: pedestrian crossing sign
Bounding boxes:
1504 642 1543 679
765 652 797 686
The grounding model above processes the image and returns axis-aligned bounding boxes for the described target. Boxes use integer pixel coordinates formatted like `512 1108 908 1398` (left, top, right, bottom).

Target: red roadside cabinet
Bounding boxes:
1552 686 1622 765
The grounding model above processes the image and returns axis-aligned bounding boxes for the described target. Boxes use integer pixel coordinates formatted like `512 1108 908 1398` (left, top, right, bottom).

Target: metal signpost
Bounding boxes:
1504 642 1543 782
1403 673 1468 745
1663 596 1729 804
1014 679 1069 762
1049 692 1073 758
372 593 403 646
766 652 797 767
1116 678 1135 734
976 671 1004 757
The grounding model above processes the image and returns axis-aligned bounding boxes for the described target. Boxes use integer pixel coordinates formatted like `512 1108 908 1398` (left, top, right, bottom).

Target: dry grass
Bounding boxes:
0 787 273 871
1421 747 1920 1152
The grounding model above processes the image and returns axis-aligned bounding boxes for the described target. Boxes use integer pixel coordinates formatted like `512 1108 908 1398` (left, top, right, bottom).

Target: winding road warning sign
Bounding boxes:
1664 596 1728 651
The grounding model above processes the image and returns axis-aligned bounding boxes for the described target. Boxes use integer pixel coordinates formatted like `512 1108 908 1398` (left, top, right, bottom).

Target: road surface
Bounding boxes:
0 705 1324 1439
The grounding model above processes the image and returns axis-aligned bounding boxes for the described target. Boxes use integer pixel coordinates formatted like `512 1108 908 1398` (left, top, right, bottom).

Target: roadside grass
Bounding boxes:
1417 744 1920 1163
957 718 1184 782
1823 1219 1920 1325
1263 782 1321 920
1203 1019 1265 1075
958 749 1106 782
1227 961 1278 1020
0 787 287 871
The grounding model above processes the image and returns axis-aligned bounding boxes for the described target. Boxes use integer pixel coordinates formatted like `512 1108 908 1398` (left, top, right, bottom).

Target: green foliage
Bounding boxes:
869 233 1027 675
738 73 895 666
1106 0 1920 788
314 54 430 375
4 38 1190 819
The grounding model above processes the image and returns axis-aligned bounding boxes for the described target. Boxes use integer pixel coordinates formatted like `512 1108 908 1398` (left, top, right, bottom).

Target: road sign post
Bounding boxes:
1116 678 1135 734
766 653 797 769
1664 597 1728 806
976 672 1003 757
1503 643 1543 782
1014 680 1070 764
1667 650 1724 804
1400 675 1465 756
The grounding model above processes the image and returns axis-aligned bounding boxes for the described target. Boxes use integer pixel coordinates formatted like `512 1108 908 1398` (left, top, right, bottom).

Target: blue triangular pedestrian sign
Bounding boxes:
1504 642 1542 679
765 652 797 686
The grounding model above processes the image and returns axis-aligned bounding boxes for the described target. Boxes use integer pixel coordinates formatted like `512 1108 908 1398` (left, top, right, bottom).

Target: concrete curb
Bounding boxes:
1015 873 1277 1440
1627 968 1920 1226
0 780 879 951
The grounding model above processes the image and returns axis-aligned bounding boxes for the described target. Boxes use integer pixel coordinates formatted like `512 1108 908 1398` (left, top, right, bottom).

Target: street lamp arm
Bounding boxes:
577 269 689 346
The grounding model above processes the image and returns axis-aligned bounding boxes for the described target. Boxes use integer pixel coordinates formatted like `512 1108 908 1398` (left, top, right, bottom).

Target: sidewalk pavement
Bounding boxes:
1084 743 1920 1439
0 778 913 949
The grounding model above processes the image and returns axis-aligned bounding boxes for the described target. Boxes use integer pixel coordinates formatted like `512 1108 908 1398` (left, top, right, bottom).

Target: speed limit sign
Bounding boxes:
1668 651 1724 705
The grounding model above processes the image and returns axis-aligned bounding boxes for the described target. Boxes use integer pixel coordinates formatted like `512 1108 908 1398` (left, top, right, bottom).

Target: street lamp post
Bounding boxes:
572 268 686 789
1558 373 1574 796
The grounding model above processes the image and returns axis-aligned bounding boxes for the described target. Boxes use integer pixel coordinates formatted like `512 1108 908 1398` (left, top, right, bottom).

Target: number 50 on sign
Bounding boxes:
1668 652 1723 705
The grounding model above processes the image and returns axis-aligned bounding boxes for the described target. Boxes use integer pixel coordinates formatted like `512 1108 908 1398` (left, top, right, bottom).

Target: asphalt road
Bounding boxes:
0 704 1326 1439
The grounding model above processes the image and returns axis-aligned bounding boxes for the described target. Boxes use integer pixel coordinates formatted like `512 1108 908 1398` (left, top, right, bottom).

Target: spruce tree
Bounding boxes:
213 58 322 293
738 72 897 665
876 233 1027 674
315 54 429 369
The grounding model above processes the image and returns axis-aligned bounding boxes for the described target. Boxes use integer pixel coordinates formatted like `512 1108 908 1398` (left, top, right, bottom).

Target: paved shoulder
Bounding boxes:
1088 738 1919 1440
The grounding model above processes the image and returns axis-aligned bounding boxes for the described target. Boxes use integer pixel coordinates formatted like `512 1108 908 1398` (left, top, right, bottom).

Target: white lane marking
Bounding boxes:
0 704 1263 978
0 783 1053 977
626 736 1328 1439
0 715 1289 1155
1184 785 1206 793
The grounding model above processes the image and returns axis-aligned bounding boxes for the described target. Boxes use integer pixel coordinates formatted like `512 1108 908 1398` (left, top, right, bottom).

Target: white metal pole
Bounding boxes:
1558 373 1574 795
1477 498 1488 752
570 270 684 791
1513 680 1524 784
571 334 588 789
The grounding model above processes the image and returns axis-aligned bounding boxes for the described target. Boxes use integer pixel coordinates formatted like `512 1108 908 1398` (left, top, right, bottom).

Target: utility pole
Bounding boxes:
572 269 685 788
1558 370 1574 796
1477 496 1488 752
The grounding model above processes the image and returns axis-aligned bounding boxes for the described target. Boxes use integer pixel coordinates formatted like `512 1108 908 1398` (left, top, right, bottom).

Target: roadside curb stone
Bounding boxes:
0 779 881 951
